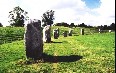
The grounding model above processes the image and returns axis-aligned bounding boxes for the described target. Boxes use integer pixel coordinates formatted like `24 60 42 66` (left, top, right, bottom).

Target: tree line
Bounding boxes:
0 6 115 31
54 22 115 31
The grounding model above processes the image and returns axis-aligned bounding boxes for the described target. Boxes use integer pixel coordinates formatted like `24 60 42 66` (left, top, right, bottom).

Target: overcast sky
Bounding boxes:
0 0 115 27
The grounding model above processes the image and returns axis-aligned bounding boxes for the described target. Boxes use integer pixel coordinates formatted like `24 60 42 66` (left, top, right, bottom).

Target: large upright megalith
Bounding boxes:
43 25 51 43
41 10 55 43
56 28 59 37
99 29 101 33
68 29 73 36
81 28 84 35
53 29 58 39
109 30 112 33
24 19 43 59
63 31 68 37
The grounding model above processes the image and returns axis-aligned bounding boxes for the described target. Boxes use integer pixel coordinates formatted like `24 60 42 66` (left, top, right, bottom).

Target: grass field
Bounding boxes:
0 27 24 44
0 26 97 45
0 26 115 73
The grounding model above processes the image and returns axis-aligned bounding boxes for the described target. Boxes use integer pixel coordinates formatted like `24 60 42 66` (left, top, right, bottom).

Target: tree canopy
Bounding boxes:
0 23 3 27
41 10 55 27
8 6 29 27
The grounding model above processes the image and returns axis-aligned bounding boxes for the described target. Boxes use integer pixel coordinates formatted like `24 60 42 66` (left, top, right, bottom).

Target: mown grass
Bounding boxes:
0 27 24 44
0 30 115 73
0 26 92 45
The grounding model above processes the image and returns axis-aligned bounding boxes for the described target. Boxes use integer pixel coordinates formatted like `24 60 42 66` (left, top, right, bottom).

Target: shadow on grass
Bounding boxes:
73 34 79 36
42 53 83 63
50 41 62 43
23 53 83 65
44 41 62 43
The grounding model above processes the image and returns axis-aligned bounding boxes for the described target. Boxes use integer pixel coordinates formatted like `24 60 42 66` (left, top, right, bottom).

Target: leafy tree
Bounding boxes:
8 6 29 27
54 22 69 27
70 23 75 27
0 23 3 27
78 23 87 27
103 25 108 30
41 10 55 27
61 22 69 27
97 23 115 30
110 23 115 30
55 23 62 26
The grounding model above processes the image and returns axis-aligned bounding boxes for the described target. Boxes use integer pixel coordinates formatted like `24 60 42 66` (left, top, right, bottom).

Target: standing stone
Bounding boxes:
99 29 101 33
109 30 111 33
63 31 68 37
81 28 84 35
68 29 73 36
24 19 43 59
53 29 58 39
43 25 51 43
56 28 59 37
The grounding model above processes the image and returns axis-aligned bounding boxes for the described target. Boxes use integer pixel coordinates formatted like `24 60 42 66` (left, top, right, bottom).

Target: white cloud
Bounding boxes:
0 0 17 26
91 0 115 26
98 0 115 17
0 0 115 27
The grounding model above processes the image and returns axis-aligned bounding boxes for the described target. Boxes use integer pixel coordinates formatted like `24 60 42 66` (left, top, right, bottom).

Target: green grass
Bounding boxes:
0 27 24 44
0 26 72 44
0 26 92 45
0 30 115 73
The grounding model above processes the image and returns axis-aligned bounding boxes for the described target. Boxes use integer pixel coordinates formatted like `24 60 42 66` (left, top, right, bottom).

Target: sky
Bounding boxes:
82 0 101 8
0 0 115 27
